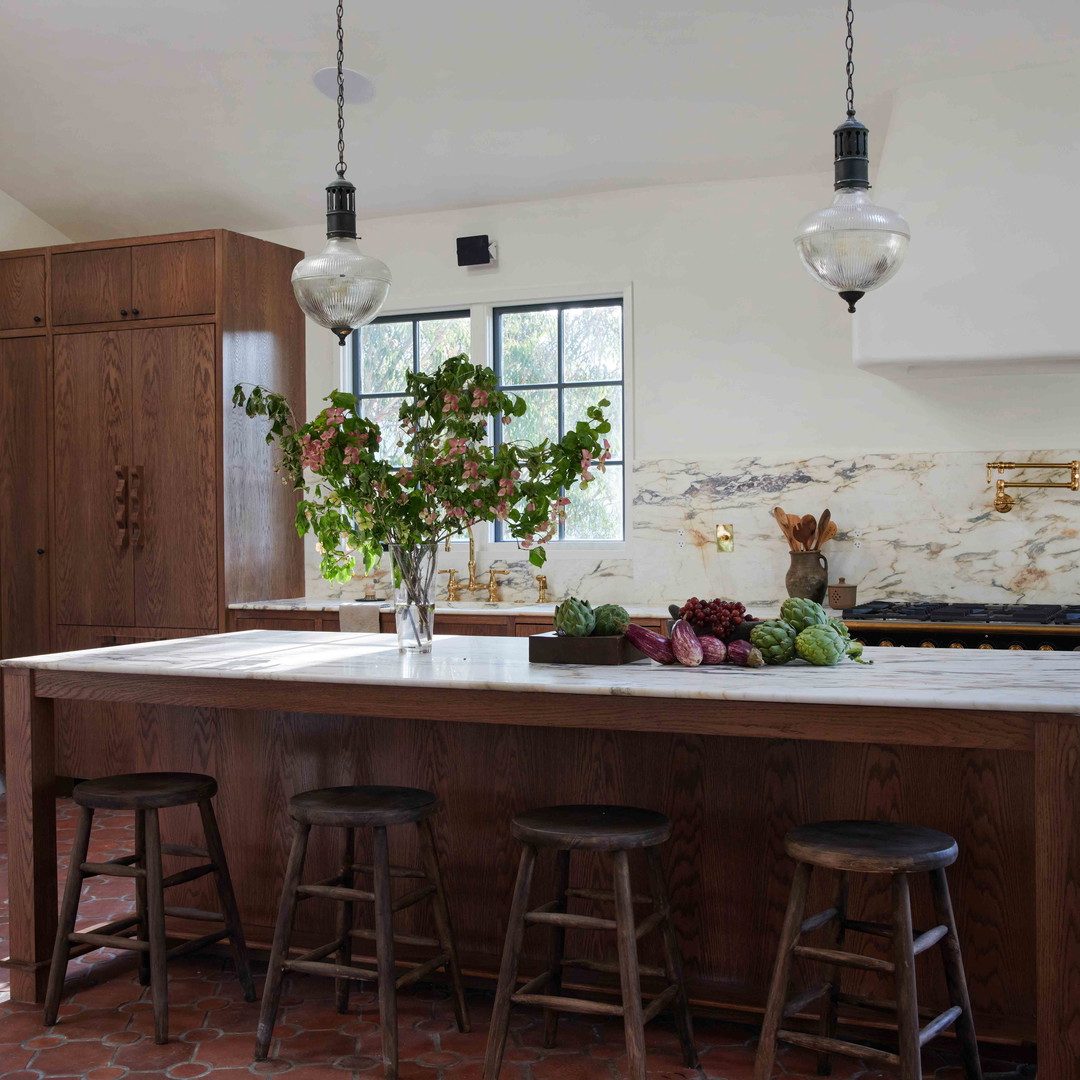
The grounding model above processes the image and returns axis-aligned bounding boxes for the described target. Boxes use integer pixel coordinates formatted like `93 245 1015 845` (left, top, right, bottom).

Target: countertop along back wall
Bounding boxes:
253 170 1080 463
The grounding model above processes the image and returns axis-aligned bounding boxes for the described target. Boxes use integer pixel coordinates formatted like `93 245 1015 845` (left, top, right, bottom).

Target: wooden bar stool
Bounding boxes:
482 804 696 1080
44 772 255 1044
754 820 983 1080
255 785 469 1078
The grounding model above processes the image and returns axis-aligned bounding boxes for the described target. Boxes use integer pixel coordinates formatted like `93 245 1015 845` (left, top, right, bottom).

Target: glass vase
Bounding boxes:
389 543 438 653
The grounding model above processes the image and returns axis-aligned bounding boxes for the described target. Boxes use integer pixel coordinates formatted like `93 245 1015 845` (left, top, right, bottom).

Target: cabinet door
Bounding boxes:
52 247 132 325
433 615 514 636
53 332 134 625
131 325 218 629
131 239 215 319
0 255 46 330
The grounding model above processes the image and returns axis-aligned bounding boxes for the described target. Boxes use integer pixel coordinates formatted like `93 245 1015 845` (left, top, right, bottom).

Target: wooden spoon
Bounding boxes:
773 507 797 551
818 520 838 546
794 515 816 550
814 508 831 550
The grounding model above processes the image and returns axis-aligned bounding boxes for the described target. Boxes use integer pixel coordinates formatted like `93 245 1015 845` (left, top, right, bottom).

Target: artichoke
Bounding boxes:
828 617 851 639
846 639 872 664
794 625 848 666
750 619 798 665
554 597 596 637
592 603 631 637
780 597 830 633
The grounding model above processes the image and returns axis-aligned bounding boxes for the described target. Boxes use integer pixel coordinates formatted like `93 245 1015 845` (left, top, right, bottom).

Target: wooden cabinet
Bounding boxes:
52 247 132 325
131 239 215 319
0 228 306 780
0 254 46 330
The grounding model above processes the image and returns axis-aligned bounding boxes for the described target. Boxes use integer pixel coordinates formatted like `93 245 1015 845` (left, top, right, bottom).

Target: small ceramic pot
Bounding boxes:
828 578 858 610
785 550 828 605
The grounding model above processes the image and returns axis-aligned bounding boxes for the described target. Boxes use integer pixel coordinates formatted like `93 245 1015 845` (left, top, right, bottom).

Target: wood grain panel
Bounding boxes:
131 239 215 319
233 615 320 632
434 616 513 636
52 332 134 625
51 248 131 326
0 337 52 760
0 255 46 330
132 325 218 629
219 231 305 610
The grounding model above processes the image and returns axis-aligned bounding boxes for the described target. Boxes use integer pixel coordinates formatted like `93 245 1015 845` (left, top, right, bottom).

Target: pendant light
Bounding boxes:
292 0 391 345
794 0 909 313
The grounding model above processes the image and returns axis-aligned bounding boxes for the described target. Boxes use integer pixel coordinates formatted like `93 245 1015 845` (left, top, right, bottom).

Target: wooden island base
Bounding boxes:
4 637 1080 1077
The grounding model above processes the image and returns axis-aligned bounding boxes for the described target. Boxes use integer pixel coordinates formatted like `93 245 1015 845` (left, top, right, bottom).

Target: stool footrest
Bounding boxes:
792 944 895 974
836 991 939 1021
293 938 347 965
912 925 949 955
297 883 376 903
395 952 450 990
641 984 679 1024
516 967 560 997
800 907 840 934
782 981 831 1019
526 909 616 932
80 860 144 879
634 910 664 940
353 862 427 880
919 1005 962 1046
163 905 226 923
349 926 440 950
70 929 148 952
161 863 216 889
392 884 436 912
842 918 893 938
510 991 624 1017
562 956 666 979
776 1029 900 1068
287 957 380 981
564 887 651 905
166 930 228 960
161 843 210 859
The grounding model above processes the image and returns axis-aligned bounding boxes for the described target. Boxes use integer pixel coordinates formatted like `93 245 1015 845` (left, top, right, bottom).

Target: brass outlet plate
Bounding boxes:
715 524 734 552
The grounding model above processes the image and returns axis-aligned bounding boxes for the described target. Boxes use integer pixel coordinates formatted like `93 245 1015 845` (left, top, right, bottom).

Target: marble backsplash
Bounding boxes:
301 449 1080 610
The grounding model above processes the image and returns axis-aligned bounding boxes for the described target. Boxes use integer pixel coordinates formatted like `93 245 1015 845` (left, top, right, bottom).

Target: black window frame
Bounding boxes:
492 297 625 543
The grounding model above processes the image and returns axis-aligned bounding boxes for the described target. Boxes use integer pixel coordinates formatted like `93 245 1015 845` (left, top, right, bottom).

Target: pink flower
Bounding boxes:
462 460 481 480
497 477 515 497
343 445 362 465
423 483 436 495
556 496 571 506
526 502 536 512
396 467 415 484
510 469 521 479
473 499 483 508
502 415 512 425
521 539 532 549
325 406 347 425
443 392 460 413
494 501 509 520
471 388 489 408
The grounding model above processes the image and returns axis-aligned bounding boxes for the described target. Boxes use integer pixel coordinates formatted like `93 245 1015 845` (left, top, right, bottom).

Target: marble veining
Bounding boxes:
6 630 1079 714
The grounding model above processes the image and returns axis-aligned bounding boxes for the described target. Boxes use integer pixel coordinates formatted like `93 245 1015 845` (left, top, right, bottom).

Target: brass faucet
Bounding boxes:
986 460 1080 512
485 568 509 601
535 574 549 603
438 568 463 601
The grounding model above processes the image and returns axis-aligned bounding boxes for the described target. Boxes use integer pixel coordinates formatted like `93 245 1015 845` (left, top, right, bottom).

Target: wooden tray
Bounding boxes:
528 631 647 665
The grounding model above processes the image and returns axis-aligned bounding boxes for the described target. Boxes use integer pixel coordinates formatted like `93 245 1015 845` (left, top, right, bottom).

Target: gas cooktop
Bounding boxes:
842 601 1080 626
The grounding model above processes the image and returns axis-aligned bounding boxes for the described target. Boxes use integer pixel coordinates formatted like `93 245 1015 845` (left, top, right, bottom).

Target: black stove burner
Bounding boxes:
843 601 1080 626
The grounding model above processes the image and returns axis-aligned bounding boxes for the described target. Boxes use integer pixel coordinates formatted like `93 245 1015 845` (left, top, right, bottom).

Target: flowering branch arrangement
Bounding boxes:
233 354 612 582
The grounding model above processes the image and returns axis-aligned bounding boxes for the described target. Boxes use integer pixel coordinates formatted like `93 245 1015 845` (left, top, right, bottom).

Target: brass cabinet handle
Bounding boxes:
113 465 129 548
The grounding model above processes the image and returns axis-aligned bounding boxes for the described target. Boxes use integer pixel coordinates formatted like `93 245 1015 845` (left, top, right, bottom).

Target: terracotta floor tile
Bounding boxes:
28 1037 116 1076
273 1027 356 1064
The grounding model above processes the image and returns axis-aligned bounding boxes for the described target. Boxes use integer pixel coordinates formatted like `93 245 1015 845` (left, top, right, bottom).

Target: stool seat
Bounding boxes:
785 820 959 873
511 804 671 851
289 785 438 827
74 772 218 810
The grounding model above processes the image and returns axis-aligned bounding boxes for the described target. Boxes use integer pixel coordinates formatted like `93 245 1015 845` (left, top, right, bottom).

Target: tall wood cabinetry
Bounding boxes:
0 230 306 777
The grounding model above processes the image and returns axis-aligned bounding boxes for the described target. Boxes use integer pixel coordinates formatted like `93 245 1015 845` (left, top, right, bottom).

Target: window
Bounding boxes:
350 299 625 543
493 300 624 542
353 310 471 468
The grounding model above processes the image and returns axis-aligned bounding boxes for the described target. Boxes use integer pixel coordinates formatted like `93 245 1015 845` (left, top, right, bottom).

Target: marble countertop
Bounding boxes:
228 596 677 618
5 630 1079 714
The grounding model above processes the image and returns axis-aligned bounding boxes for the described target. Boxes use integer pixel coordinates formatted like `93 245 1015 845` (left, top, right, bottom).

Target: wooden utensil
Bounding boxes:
814 508 831 550
793 515 816 549
818 520 837 546
773 507 798 551
786 513 803 550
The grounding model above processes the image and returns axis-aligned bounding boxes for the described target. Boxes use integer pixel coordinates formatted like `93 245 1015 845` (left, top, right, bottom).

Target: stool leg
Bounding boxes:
646 847 697 1069
482 844 537 1080
43 805 94 1026
335 827 356 1014
930 868 983 1080
255 820 310 1060
542 848 571 1049
144 808 170 1045
753 861 813 1080
372 825 398 1080
198 798 256 1002
817 871 849 1076
891 873 922 1080
613 849 647 1080
134 810 150 987
417 817 470 1033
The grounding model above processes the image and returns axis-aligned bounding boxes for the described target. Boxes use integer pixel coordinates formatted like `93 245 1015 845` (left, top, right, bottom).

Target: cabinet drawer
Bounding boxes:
132 239 215 319
0 255 45 330
52 247 133 325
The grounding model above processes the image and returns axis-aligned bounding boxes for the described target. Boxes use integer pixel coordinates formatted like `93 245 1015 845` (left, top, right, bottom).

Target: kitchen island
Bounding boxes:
4 633 1079 1076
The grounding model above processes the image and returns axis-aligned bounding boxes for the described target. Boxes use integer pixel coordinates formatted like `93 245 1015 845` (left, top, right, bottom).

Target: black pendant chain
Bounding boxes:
845 0 856 118
335 0 347 177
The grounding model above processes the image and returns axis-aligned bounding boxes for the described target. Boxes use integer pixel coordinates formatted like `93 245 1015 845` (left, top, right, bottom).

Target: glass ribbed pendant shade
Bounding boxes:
292 236 391 345
794 188 909 310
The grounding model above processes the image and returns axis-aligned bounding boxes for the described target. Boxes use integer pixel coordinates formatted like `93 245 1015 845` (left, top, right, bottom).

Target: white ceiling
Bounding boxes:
2 1 1078 241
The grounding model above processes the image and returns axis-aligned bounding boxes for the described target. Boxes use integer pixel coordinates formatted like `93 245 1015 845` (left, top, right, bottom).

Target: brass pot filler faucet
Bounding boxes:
986 460 1080 513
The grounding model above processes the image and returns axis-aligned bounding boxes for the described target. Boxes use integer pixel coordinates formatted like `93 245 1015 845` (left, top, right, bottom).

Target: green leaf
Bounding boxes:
529 547 546 567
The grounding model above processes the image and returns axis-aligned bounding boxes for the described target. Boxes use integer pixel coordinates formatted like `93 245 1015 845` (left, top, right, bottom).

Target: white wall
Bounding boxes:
255 168 1080 460
857 61 1080 376
0 186 68 249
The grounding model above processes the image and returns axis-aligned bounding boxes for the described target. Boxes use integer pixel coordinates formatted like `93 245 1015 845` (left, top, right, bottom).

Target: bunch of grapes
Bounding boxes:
677 597 752 641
